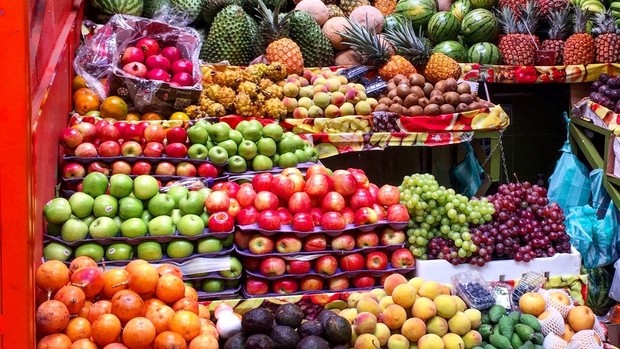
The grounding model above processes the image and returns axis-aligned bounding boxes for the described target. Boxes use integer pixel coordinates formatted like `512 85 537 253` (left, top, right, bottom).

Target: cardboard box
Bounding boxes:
414 247 582 284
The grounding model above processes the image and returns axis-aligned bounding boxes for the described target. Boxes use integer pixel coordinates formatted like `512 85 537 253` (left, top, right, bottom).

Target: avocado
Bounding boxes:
296 335 329 349
275 303 304 328
324 315 351 345
242 308 275 335
246 334 275 349
316 310 337 326
271 325 301 349
225 333 247 349
297 320 324 338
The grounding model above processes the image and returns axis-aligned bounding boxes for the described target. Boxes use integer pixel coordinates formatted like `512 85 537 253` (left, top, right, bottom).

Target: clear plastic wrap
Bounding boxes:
74 14 203 115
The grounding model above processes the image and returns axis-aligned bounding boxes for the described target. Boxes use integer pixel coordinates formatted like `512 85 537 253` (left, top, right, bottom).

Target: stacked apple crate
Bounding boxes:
47 116 241 300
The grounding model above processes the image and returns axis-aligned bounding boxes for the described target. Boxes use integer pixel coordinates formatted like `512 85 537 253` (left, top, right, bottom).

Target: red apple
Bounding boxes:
88 162 110 176
237 207 259 225
132 161 152 175
387 204 410 222
166 126 187 144
271 175 295 200
74 142 98 157
124 124 142 142
97 141 121 157
227 198 241 218
277 207 292 225
252 173 273 192
245 278 270 295
377 184 401 206
380 228 406 246
243 257 261 272
288 192 312 214
98 124 121 142
368 183 379 202
176 162 197 177
320 211 346 230
310 208 323 226
353 273 376 288
305 165 331 178
143 142 164 157
205 191 230 213
287 260 312 275
354 207 379 226
340 253 364 271
272 279 298 295
236 183 257 208
259 257 286 277
356 231 379 248
120 140 143 157
321 191 346 212
197 163 220 178
391 248 415 268
366 251 388 270
331 170 358 196
72 122 98 142
275 235 302 253
234 230 254 250
350 189 376 211
258 210 281 231
214 182 240 199
110 160 131 175
154 161 176 176
348 168 370 189
315 255 338 276
208 211 233 232
248 234 275 254
341 207 355 225
292 212 314 232
303 234 327 252
59 127 84 149
331 234 356 251
372 203 387 220
304 174 332 198
62 163 86 179
254 191 279 211
287 174 305 193
299 276 324 291
165 143 187 158
328 276 350 291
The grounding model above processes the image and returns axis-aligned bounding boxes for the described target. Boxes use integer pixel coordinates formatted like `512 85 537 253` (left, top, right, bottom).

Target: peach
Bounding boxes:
297 97 313 109
426 316 449 337
293 107 309 119
400 318 426 342
330 91 346 107
339 308 358 324
373 323 391 346
442 333 464 349
434 294 458 319
408 277 425 291
282 82 300 98
412 297 437 321
462 330 483 348
370 288 387 301
307 105 324 118
378 296 395 312
325 78 342 92
387 334 410 349
418 281 443 300
353 312 378 335
464 309 482 329
354 333 381 349
312 84 328 94
392 284 416 309
381 304 407 330
356 297 381 318
453 295 466 312
324 104 340 118
383 274 408 296
348 292 365 309
448 312 471 336
418 334 445 349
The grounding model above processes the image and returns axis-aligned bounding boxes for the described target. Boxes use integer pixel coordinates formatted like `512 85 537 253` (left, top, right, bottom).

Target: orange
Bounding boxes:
141 112 163 121
126 113 140 121
73 87 95 102
91 314 122 347
168 310 201 342
72 75 88 91
74 93 101 115
170 112 190 121
100 96 128 120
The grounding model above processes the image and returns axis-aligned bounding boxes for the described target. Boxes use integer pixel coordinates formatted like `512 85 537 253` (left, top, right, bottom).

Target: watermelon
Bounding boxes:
461 9 498 44
470 0 496 9
467 42 501 64
427 11 460 43
450 0 472 22
384 13 408 32
395 0 438 29
433 41 467 62
586 267 615 316
91 0 144 18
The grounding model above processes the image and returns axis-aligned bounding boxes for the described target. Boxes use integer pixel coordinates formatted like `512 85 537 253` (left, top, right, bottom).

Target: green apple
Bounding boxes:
277 137 297 154
249 120 263 130
106 243 134 261
283 131 296 138
257 138 277 157
75 243 105 262
142 210 152 226
200 211 210 226
252 155 273 171
237 140 258 160
294 148 310 163
82 172 109 198
201 279 224 292
46 223 62 236
226 279 240 288
187 124 210 144
89 216 119 238
167 186 189 208
198 188 211 199
171 209 183 225
187 144 209 160
148 193 175 217
221 234 234 248
167 240 194 258
60 218 89 242
119 196 144 219
219 256 243 278
293 135 306 150
218 139 238 157
228 130 243 145
262 123 284 141
43 242 72 261
109 174 133 199
177 214 205 237
68 192 95 218
113 216 123 229
81 214 96 228
271 154 280 167
197 237 223 254
241 124 262 142
226 155 247 173
179 191 206 215
207 122 232 143
137 241 163 261
278 152 298 168
208 146 229 166
148 215 175 236
120 218 148 238
133 175 160 200
93 194 118 218
44 198 72 224
235 120 251 133
305 146 319 162
206 140 216 150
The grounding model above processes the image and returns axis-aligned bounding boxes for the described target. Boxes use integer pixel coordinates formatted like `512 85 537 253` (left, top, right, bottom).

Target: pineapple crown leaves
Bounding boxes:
496 6 519 34
517 0 540 34
340 17 394 66
591 11 620 36
256 0 293 42
572 6 592 34
382 20 432 65
546 7 572 40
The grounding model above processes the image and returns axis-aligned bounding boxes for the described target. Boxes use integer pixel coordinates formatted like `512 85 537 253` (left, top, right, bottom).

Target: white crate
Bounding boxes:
414 247 581 284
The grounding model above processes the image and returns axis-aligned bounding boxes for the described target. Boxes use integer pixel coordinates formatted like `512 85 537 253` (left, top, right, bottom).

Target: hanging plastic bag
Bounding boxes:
449 142 485 197
548 113 592 212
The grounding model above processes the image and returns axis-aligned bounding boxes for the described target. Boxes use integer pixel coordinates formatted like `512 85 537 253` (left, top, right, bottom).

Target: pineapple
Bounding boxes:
203 5 256 66
536 0 569 19
498 0 526 18
383 21 460 83
563 7 595 65
541 8 571 65
257 0 305 75
374 0 396 16
327 4 345 17
592 11 620 63
497 2 540 66
339 0 370 16
289 11 334 67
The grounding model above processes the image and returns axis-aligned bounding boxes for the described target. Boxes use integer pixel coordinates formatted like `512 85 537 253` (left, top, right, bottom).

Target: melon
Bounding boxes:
335 49 363 65
295 0 330 26
460 8 498 44
349 5 385 33
427 11 460 43
395 0 438 28
467 42 501 64
323 17 350 50
433 41 467 62
450 0 472 21
91 0 144 18
470 0 496 8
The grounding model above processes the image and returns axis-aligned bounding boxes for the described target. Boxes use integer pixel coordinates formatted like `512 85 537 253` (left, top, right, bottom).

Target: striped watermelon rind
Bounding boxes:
91 0 144 16
450 0 472 22
461 8 499 44
427 11 461 43
395 0 439 28
467 42 501 64
433 40 468 62
470 0 496 9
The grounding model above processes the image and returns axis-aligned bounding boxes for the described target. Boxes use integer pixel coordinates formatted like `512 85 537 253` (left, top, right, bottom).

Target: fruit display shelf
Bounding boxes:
460 63 620 84
236 220 408 237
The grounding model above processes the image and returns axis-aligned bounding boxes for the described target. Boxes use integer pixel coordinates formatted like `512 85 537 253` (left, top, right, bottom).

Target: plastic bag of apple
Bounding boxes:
73 14 202 115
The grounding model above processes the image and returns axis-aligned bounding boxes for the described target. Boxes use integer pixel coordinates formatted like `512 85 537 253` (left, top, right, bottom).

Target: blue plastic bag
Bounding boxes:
548 114 592 212
449 142 485 197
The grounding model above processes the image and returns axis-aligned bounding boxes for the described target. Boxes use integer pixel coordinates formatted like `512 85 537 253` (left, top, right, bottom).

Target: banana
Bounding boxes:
581 2 606 13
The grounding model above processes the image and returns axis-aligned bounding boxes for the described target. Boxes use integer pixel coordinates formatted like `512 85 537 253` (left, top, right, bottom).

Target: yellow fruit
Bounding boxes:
170 112 190 121
464 309 482 329
412 297 437 321
356 297 381 318
453 296 467 312
519 292 547 317
434 295 458 319
442 333 465 349
378 296 395 312
418 281 443 300
566 306 595 332
373 323 391 346
354 334 381 349
418 333 445 349
392 284 416 308
381 304 407 330
400 318 426 342
426 316 449 337
447 312 471 336
99 96 128 120
383 274 408 296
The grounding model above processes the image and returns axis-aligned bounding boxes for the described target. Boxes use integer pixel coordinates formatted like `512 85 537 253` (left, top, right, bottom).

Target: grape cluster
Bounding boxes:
399 173 495 260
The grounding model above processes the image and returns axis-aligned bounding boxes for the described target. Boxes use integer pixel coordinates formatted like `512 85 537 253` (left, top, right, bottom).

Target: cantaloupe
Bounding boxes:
322 17 350 50
335 49 363 65
349 5 384 33
295 0 329 26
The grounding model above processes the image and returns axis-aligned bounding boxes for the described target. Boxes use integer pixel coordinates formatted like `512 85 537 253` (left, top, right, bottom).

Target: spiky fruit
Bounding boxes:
246 63 269 81
263 84 284 99
203 5 256 66
234 92 253 117
563 7 595 65
238 81 261 99
374 0 396 16
496 2 539 66
266 39 305 75
266 63 288 82
536 0 568 19
217 86 237 109
592 11 620 63
327 4 345 17
208 103 227 117
339 0 370 16
497 0 525 19
264 98 287 118
540 8 571 64
289 11 334 68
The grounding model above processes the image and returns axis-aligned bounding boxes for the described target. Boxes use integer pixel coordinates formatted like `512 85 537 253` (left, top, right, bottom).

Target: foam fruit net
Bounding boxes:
539 307 566 337
568 330 604 349
543 333 568 349
540 288 574 319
